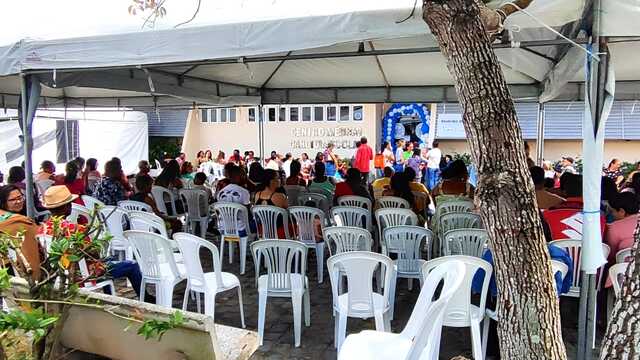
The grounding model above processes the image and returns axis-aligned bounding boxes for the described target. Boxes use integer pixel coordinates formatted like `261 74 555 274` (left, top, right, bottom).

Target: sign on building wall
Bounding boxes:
436 113 466 139
289 126 364 153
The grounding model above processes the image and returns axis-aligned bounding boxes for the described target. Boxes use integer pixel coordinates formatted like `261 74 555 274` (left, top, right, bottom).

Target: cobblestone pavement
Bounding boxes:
117 237 602 360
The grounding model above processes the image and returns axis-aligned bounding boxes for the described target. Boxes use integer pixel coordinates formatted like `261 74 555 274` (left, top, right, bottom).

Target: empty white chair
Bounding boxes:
331 206 372 232
81 195 105 212
327 251 395 350
338 259 466 360
78 258 115 294
68 203 92 224
616 247 632 263
284 185 307 207
376 196 410 209
323 226 373 256
100 206 132 260
609 262 630 297
179 189 209 238
435 199 474 218
173 232 245 327
124 230 186 308
443 228 488 258
423 255 492 360
129 211 170 237
252 205 290 239
289 206 326 283
251 240 310 347
438 212 482 256
549 239 610 297
151 185 183 217
375 208 418 253
337 195 372 210
118 200 153 213
213 202 251 274
297 192 327 208
383 226 433 319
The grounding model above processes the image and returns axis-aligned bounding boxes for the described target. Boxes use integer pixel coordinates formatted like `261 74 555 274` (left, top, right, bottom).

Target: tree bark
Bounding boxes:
422 0 567 358
599 215 640 359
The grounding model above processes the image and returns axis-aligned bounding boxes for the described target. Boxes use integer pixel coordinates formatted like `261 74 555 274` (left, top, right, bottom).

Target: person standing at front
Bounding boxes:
354 137 374 185
426 141 442 190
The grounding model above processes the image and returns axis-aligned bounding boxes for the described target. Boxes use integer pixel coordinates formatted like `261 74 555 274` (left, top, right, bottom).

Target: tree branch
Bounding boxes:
174 0 202 28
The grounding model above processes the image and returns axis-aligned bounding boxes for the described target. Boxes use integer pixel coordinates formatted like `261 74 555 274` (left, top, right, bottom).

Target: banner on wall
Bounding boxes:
436 113 466 139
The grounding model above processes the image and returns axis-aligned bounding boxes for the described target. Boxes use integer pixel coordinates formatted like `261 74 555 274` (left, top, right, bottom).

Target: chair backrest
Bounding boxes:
151 185 177 216
331 206 372 231
337 195 372 210
35 179 54 198
550 259 569 293
323 226 372 256
173 232 223 290
179 189 208 218
383 226 433 272
327 251 393 317
118 200 152 213
609 262 630 297
439 212 482 235
99 206 129 241
375 208 418 241
252 205 290 239
154 159 162 169
403 260 466 360
422 255 492 327
68 203 92 224
81 195 105 212
443 228 488 257
297 192 329 213
212 202 249 238
436 199 474 217
616 247 632 263
288 206 325 245
549 239 611 293
129 211 169 238
251 239 308 291
124 230 181 279
376 196 410 209
284 185 307 207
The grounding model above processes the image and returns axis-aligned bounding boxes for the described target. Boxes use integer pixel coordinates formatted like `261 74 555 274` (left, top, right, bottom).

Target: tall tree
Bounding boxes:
422 0 567 358
599 217 640 359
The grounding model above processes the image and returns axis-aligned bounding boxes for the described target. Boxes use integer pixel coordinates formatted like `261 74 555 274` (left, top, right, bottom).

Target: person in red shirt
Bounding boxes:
334 168 371 205
354 136 373 185
55 161 85 205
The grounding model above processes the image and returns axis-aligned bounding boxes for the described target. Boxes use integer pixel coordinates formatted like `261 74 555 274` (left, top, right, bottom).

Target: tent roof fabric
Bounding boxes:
0 0 639 107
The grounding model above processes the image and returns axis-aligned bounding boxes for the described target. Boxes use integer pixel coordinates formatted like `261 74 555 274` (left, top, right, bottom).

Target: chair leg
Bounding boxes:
139 279 147 303
257 290 267 346
229 241 234 264
383 311 391 332
316 243 325 283
240 238 247 275
237 286 246 329
219 238 226 267
471 319 484 360
336 313 348 351
182 285 190 311
389 274 397 320
303 287 311 327
374 311 385 332
482 316 491 360
407 278 414 291
200 219 207 238
204 292 215 321
292 291 303 347
196 291 202 314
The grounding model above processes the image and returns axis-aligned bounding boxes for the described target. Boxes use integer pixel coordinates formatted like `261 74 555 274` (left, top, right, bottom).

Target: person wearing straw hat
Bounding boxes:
41 186 152 302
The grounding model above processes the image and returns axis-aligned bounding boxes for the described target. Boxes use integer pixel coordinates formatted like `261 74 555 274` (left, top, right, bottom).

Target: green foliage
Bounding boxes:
149 137 182 166
620 161 638 178
453 152 472 166
0 309 58 340
137 311 185 341
0 267 10 290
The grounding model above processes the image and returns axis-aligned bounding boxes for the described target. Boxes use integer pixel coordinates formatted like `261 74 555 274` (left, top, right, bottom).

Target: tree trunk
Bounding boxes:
422 1 567 358
599 215 640 359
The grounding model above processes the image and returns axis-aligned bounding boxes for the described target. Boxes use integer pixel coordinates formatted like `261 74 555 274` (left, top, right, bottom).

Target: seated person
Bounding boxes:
130 175 182 234
215 163 239 195
192 172 213 215
551 173 583 210
432 159 474 198
382 173 417 214
216 166 252 237
253 169 290 238
371 166 394 200
41 185 152 302
530 166 565 210
55 161 85 205
605 192 639 265
36 160 56 182
334 168 372 205
137 160 151 177
403 167 432 212
92 160 127 206
180 161 195 182
285 159 307 187
308 162 336 199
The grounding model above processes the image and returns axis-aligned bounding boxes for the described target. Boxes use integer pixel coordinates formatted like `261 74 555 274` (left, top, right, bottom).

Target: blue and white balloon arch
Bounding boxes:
381 103 430 150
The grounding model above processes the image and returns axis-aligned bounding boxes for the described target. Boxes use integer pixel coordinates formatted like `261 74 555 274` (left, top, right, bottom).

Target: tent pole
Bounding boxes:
535 102 545 165
258 105 264 163
20 74 35 219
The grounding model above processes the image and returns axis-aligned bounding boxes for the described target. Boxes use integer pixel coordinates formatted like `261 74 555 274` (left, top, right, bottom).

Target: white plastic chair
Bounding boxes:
35 179 54 199
615 247 632 263
251 240 310 347
129 211 169 237
124 230 186 308
549 239 610 297
78 258 115 294
376 196 410 209
213 202 251 274
81 195 105 212
68 203 92 224
151 185 183 217
118 200 153 213
609 262 630 297
422 255 492 360
173 232 245 327
432 200 474 240
375 208 418 253
99 206 132 260
331 206 372 232
323 226 373 256
338 260 466 360
179 189 209 237
443 228 488 258
252 205 290 239
327 251 395 350
438 212 482 256
383 226 433 319
284 185 307 207
289 206 326 283
337 195 372 210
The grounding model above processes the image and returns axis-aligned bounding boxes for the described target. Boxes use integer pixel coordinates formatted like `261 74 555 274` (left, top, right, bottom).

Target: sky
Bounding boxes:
0 0 414 47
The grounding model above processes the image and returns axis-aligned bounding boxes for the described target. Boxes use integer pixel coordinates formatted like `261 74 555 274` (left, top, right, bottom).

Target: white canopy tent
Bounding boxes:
0 1 639 358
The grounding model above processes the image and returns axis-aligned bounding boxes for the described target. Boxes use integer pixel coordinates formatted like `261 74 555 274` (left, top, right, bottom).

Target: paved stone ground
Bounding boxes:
115 236 602 360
